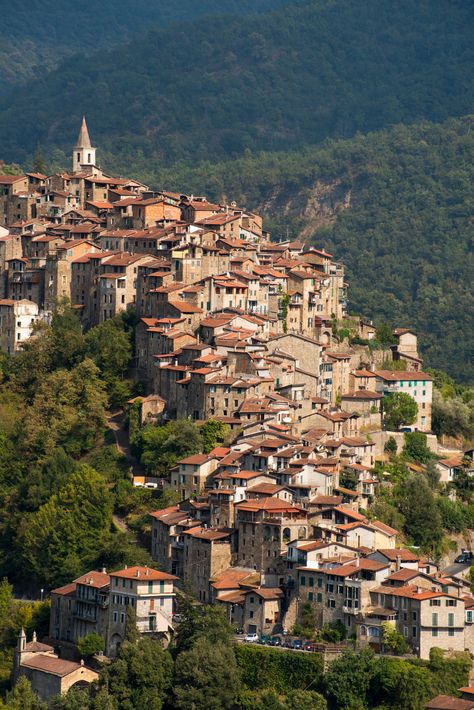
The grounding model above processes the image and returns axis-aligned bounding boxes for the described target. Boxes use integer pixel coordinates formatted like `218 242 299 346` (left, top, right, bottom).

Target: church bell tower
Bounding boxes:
72 116 96 173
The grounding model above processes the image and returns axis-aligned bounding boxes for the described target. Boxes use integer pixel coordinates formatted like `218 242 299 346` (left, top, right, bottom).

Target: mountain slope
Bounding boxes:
0 0 290 92
146 117 474 383
0 0 473 164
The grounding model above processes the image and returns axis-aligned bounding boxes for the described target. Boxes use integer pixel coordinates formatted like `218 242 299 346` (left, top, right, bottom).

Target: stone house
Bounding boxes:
45 238 100 313
150 506 201 577
242 587 284 635
296 558 389 636
96 252 153 324
170 453 220 499
13 631 98 701
358 586 466 659
234 498 308 586
49 570 110 647
182 526 234 602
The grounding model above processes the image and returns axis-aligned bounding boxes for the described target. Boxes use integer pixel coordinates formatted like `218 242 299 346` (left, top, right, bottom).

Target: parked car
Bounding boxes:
258 634 272 645
455 550 473 564
245 633 259 643
270 636 281 646
291 638 303 650
304 641 317 652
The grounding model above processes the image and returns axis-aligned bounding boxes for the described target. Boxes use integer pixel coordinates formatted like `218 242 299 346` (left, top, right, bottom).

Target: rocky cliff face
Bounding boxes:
255 178 354 241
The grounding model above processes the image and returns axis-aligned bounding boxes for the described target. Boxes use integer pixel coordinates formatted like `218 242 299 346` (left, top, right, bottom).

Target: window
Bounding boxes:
308 592 313 601
467 611 473 623
412 611 417 621
448 628 455 637
300 576 306 587
430 599 441 607
309 577 314 588
148 581 153 593
432 628 438 637
448 613 454 627
327 599 335 608
120 613 125 623
317 593 322 602
446 600 457 607
317 577 323 588
113 612 118 622
432 613 438 626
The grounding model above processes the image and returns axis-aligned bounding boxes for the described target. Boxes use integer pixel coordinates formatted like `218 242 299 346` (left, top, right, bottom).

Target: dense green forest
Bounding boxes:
0 0 290 92
114 117 472 384
0 0 473 164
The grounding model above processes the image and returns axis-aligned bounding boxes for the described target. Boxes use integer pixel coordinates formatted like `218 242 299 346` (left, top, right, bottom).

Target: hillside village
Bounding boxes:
2 119 474 705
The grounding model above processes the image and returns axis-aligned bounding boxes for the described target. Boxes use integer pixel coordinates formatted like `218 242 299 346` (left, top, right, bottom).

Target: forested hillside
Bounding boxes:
0 0 472 164
142 118 474 383
0 0 290 92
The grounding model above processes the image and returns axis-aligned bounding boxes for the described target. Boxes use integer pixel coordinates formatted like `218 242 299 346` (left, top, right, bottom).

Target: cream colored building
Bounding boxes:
107 566 177 656
0 298 39 354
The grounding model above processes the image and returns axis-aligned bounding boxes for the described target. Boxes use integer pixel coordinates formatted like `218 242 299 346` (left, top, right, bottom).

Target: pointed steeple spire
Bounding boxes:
76 116 92 149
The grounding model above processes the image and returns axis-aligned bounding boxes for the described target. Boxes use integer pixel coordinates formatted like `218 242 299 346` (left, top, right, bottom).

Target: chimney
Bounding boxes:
396 554 401 572
32 631 37 643
102 567 106 574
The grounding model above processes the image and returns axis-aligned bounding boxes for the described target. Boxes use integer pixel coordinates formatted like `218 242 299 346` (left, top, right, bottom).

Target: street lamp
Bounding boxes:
40 589 44 602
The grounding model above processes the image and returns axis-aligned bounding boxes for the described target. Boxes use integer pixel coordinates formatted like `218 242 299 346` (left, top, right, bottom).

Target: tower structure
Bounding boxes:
72 116 96 173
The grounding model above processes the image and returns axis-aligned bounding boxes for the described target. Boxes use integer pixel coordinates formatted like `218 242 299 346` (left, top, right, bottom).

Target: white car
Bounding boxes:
245 633 259 643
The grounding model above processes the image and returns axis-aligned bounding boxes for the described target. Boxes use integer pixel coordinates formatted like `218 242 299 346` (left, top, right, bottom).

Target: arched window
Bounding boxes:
283 527 291 542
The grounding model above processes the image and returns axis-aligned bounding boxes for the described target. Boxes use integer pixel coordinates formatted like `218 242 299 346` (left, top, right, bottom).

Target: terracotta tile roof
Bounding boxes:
374 370 433 381
51 582 76 596
310 495 343 506
168 300 203 313
236 497 304 513
74 570 109 588
212 569 260 591
21 655 84 677
179 453 213 465
248 587 284 600
385 568 421 582
110 566 177 581
216 590 246 604
183 526 233 541
370 520 398 536
439 456 463 467
342 390 383 400
246 483 287 495
333 505 367 521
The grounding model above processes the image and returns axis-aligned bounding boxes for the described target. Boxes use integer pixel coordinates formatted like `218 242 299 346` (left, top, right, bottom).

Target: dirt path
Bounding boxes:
106 411 145 478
